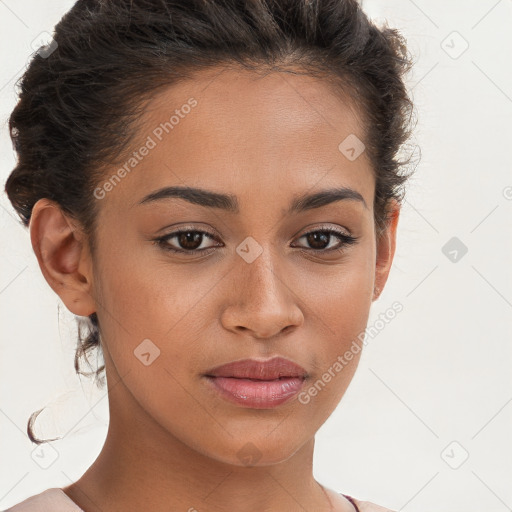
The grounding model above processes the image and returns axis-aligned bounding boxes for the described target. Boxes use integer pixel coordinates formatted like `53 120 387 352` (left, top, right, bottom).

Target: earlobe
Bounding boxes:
29 198 96 316
372 199 401 302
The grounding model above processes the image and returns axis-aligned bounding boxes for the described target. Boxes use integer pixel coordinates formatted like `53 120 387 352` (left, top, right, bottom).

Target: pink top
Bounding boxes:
3 488 395 511
3 489 84 511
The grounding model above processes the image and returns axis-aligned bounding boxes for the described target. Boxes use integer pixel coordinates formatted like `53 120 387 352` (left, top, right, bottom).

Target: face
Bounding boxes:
32 65 399 467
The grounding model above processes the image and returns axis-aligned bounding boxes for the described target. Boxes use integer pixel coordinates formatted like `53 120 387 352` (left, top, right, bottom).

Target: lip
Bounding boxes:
203 356 308 409
205 356 308 380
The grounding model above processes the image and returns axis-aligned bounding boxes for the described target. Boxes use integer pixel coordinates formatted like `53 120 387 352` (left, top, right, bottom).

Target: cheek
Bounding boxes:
92 235 223 387
294 248 375 405
301 246 375 343
92 253 208 427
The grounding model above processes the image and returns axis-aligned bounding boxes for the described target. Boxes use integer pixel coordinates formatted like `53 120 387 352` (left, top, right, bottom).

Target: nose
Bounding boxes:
220 247 304 339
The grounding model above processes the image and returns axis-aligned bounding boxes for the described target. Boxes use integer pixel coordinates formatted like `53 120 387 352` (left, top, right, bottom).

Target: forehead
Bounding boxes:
141 65 366 147
99 65 373 214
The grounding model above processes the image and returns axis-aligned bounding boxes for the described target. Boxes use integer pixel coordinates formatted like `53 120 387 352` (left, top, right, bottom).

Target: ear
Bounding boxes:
372 199 400 301
29 198 96 316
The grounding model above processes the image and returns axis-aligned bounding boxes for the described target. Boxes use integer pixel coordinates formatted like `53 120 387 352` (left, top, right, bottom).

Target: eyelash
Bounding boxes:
153 226 359 256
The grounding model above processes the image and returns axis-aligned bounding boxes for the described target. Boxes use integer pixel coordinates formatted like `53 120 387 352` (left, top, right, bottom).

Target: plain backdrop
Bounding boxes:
1 1 511 511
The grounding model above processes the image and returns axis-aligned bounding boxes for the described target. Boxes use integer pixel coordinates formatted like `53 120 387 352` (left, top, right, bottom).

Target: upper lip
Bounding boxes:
204 356 308 380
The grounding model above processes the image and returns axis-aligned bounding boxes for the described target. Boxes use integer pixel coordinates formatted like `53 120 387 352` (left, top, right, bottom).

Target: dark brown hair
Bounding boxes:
4 0 416 443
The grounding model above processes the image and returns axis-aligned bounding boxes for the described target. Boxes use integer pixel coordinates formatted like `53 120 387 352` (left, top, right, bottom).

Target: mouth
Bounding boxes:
203 356 308 409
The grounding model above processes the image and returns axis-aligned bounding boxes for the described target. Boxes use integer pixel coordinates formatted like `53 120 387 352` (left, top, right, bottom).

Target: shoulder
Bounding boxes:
350 496 395 512
2 488 83 512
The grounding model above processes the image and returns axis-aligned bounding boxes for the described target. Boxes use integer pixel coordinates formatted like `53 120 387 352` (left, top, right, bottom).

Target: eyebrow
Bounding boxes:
138 185 367 213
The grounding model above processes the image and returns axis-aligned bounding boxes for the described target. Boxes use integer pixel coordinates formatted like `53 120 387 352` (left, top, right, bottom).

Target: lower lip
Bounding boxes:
204 376 305 408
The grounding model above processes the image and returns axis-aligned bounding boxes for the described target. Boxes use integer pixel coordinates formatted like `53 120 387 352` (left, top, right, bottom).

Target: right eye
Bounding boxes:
153 229 223 255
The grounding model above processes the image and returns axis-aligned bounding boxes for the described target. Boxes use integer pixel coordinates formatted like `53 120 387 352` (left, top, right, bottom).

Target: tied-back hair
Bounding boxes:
5 0 416 444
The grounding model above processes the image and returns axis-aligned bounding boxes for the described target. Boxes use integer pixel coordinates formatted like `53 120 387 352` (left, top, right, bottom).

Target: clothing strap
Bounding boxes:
341 493 361 512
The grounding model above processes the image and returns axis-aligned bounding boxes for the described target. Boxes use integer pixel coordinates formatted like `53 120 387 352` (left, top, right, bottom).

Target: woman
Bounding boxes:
3 0 414 510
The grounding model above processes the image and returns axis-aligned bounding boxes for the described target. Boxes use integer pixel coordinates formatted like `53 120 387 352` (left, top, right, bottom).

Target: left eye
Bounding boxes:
293 228 359 252
154 228 359 255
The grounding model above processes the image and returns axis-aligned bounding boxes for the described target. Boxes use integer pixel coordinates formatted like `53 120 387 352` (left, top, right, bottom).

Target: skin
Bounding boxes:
29 65 399 512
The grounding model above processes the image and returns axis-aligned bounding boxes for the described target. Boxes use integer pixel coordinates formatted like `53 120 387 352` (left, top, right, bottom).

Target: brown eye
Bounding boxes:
155 229 221 254
293 228 359 252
